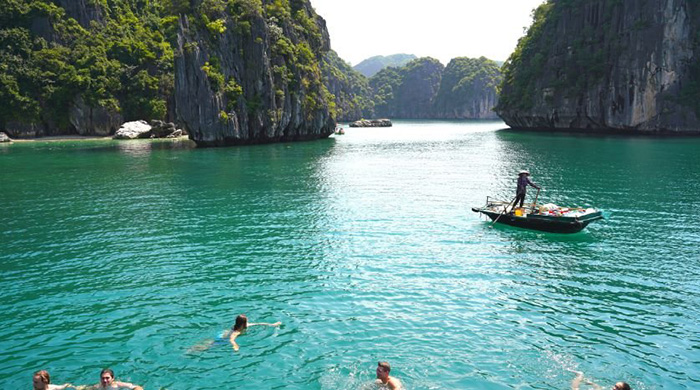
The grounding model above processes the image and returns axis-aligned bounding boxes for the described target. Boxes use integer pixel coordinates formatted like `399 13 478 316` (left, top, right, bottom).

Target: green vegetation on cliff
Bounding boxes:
497 0 700 132
0 0 174 132
369 56 500 119
321 50 374 121
369 66 402 117
497 1 554 111
679 1 700 116
182 0 335 122
370 57 443 118
434 57 501 118
0 0 507 136
0 0 348 136
498 1 616 111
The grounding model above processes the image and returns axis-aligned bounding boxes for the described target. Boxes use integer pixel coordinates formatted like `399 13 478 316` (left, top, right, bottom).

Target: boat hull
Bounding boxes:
472 208 603 233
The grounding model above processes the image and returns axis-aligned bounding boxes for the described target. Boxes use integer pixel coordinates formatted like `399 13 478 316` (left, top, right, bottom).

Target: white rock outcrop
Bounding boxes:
113 120 152 139
349 119 393 127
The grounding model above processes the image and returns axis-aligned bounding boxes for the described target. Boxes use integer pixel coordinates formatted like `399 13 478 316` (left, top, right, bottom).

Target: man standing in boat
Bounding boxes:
513 170 540 211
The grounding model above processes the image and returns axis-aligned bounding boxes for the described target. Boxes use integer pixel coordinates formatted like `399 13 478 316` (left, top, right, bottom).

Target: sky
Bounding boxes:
311 0 547 66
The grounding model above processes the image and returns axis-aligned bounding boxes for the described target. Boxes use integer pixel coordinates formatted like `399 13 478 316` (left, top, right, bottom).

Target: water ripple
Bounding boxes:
0 125 698 389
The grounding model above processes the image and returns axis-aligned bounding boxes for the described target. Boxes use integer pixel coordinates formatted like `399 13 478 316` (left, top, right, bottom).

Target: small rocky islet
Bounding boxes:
113 120 185 140
349 119 393 128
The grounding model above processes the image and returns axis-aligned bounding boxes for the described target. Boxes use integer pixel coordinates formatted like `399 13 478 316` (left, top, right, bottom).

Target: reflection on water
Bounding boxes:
0 122 698 389
115 139 153 156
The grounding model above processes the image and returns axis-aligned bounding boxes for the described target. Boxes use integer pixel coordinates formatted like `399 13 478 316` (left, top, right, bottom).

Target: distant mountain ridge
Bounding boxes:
327 54 501 121
353 54 417 77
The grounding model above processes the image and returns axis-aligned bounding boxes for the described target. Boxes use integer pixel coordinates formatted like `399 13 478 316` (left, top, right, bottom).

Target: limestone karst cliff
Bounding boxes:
370 58 444 119
370 57 502 119
321 50 375 122
0 0 345 145
175 0 336 146
497 0 700 133
433 57 501 119
0 0 173 137
2 0 507 141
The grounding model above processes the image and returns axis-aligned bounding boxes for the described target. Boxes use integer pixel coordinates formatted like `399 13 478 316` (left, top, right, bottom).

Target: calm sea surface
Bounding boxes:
1 120 698 390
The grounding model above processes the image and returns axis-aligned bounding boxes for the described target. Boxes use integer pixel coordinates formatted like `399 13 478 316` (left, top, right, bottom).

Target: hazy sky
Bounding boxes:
311 0 546 66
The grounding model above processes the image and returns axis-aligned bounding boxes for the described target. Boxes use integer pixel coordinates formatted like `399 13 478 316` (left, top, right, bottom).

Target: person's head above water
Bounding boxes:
100 368 115 387
234 314 248 331
376 361 391 379
613 382 631 390
33 370 50 390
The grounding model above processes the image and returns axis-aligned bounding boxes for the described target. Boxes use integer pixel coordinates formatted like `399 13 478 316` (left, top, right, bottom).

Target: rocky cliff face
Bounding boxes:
321 50 374 121
393 58 444 118
1 1 338 143
56 0 103 28
2 1 505 139
433 57 501 119
175 0 335 146
497 0 700 133
370 57 501 119
370 58 443 119
0 1 172 138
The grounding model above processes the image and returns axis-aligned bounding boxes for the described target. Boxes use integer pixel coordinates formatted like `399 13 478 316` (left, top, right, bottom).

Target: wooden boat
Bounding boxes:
472 197 603 233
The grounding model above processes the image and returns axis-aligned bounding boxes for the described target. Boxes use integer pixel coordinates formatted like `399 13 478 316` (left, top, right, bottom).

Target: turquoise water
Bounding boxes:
1 120 698 390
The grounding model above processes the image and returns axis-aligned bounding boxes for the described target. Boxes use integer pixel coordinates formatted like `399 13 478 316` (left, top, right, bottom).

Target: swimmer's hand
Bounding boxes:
272 321 282 327
570 371 585 390
233 342 239 351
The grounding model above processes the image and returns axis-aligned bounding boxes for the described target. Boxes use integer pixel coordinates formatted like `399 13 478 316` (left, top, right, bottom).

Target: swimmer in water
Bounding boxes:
33 370 73 390
74 368 143 390
189 314 281 352
375 361 403 390
571 371 631 390
228 314 281 351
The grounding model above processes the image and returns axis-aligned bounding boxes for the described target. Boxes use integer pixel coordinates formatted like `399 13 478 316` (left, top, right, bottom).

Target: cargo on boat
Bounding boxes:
472 197 604 233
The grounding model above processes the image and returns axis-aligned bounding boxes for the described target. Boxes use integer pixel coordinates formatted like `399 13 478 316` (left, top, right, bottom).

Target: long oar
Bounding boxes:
530 188 541 213
490 196 517 228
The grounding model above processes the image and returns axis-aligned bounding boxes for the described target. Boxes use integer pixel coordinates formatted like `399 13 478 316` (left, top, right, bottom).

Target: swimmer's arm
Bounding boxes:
248 321 282 327
48 384 74 390
115 381 143 390
571 371 584 390
387 377 401 390
72 385 97 390
229 330 241 351
585 381 602 390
